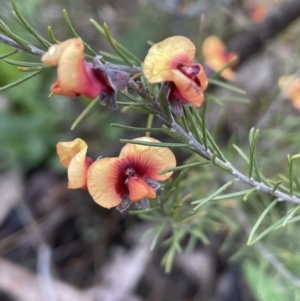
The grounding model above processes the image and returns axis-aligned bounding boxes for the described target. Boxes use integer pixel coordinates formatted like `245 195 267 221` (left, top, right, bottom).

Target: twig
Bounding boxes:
0 33 45 56
0 33 142 73
169 120 300 205
233 204 300 287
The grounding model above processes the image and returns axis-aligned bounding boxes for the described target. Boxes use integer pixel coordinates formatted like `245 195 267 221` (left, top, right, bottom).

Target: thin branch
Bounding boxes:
0 33 45 56
170 120 300 205
0 33 142 73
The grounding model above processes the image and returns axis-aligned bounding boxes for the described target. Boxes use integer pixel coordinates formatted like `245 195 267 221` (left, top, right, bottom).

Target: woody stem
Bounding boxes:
169 120 300 205
0 33 142 73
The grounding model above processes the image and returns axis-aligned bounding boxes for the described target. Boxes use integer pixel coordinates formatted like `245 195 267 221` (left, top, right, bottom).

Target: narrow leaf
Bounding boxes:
62 9 97 55
0 20 32 52
90 19 141 64
247 199 278 245
209 189 252 200
282 205 300 227
120 139 189 148
243 187 259 201
47 26 60 44
0 49 18 59
70 97 98 130
100 50 126 63
209 78 246 95
110 123 161 133
201 97 208 149
103 23 132 66
11 0 50 48
184 106 202 143
233 144 249 163
5 59 47 67
159 161 210 174
0 70 42 91
150 224 165 250
248 128 259 178
192 180 235 210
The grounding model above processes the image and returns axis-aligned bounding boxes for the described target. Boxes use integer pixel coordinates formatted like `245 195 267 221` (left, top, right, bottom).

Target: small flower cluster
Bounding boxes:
42 35 234 210
56 137 176 211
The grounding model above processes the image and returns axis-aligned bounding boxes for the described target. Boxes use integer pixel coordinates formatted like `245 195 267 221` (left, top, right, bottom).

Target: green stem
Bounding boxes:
146 114 154 137
70 98 98 130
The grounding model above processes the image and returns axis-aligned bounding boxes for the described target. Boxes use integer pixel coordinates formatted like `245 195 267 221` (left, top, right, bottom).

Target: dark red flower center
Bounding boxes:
178 64 201 86
115 157 149 198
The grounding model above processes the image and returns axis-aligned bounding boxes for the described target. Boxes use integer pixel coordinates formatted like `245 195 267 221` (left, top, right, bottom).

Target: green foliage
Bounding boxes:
243 261 291 301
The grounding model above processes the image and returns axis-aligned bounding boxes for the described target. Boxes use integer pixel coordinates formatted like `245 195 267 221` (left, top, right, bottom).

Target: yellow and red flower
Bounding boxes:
278 74 300 109
143 36 208 115
202 36 238 81
42 38 130 109
56 138 92 189
56 137 176 211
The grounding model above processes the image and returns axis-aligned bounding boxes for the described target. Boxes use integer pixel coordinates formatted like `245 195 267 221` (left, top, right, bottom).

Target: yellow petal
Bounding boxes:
55 39 87 92
87 158 122 208
41 38 80 66
119 137 176 181
143 36 196 83
56 138 88 168
56 138 91 189
68 155 91 189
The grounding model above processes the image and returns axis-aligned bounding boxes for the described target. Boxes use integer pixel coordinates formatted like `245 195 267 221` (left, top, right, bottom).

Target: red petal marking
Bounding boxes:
119 137 176 182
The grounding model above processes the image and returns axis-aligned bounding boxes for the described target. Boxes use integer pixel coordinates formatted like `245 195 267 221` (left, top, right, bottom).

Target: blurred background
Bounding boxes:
1 0 300 300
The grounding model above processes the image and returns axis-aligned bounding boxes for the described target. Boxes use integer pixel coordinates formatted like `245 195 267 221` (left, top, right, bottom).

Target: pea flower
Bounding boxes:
202 36 238 81
41 38 130 109
278 74 300 109
143 36 208 116
56 137 176 211
56 138 92 189
87 137 176 211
